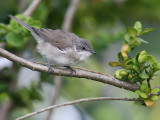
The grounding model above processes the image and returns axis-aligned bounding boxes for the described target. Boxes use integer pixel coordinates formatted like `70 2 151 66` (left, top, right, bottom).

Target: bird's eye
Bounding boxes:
82 47 86 50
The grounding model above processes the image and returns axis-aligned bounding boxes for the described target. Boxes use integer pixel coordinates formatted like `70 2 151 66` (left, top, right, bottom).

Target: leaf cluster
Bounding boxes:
135 84 159 107
109 21 160 83
109 21 160 106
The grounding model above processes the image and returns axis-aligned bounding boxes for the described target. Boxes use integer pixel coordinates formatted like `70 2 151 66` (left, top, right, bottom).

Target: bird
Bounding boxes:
8 14 96 76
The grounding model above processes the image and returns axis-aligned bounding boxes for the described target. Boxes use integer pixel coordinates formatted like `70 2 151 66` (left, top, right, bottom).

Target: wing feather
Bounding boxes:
35 28 78 50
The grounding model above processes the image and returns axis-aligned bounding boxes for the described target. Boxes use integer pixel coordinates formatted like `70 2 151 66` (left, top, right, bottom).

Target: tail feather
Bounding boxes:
8 14 34 32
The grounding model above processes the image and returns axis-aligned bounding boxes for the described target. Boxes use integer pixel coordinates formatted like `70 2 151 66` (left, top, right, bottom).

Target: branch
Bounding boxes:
0 47 139 91
62 0 80 31
16 97 139 120
23 0 42 17
34 61 112 76
0 100 13 120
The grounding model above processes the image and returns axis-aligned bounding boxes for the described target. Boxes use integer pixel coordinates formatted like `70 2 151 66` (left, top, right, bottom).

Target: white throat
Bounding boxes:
77 51 92 62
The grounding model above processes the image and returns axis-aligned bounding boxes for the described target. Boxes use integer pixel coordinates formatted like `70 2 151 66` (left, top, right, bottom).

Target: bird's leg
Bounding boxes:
66 66 76 77
41 54 53 73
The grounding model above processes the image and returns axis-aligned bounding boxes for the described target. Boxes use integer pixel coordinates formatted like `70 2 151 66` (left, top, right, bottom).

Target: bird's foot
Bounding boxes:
66 66 76 77
48 66 53 74
41 54 53 74
46 63 53 74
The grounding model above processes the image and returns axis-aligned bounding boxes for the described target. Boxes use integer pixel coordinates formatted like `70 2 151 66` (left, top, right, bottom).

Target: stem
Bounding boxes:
16 97 139 120
147 78 151 89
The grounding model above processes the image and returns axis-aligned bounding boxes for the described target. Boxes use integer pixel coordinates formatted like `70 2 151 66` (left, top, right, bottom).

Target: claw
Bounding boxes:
66 66 76 77
47 65 53 74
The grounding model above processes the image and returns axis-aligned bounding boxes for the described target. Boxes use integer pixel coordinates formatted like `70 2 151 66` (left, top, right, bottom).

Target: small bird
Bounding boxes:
8 14 96 76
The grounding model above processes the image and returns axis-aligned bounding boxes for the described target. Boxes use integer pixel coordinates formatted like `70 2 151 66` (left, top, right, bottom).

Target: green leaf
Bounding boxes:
121 45 131 54
147 55 156 65
145 88 151 94
6 32 25 48
157 63 160 70
132 65 140 73
146 67 154 76
150 95 159 100
135 52 140 63
140 92 148 98
135 90 142 95
130 37 141 48
152 62 158 72
140 84 148 91
117 52 123 62
151 88 159 94
138 51 147 63
128 73 132 79
127 27 138 37
124 34 130 43
139 70 149 79
114 70 122 80
136 37 148 43
119 69 128 77
139 28 154 36
109 62 121 67
134 21 142 34
27 17 41 29
122 58 132 67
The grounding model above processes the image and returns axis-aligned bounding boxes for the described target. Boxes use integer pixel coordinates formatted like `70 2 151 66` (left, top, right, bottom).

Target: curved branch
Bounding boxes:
0 48 139 91
16 97 139 120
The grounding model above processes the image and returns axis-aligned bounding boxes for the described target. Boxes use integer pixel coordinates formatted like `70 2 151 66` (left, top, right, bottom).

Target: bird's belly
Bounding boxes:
36 41 79 66
51 55 77 66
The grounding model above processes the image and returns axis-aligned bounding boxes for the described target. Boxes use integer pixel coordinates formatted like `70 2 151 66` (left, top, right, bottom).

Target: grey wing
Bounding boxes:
34 28 77 50
8 14 76 50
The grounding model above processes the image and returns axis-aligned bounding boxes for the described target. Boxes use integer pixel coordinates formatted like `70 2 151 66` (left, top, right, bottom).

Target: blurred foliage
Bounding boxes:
11 83 42 108
0 14 41 48
0 0 160 120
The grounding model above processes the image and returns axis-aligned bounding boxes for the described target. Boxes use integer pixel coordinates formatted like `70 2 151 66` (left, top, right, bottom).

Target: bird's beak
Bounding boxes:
92 51 96 54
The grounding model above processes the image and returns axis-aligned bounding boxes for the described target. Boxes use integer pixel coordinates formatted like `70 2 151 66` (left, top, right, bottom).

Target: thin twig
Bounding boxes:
23 0 42 17
147 78 151 89
16 97 139 120
0 48 139 91
45 76 62 120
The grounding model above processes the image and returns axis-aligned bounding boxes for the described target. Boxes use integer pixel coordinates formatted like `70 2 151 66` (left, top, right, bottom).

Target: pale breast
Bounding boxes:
36 40 80 66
